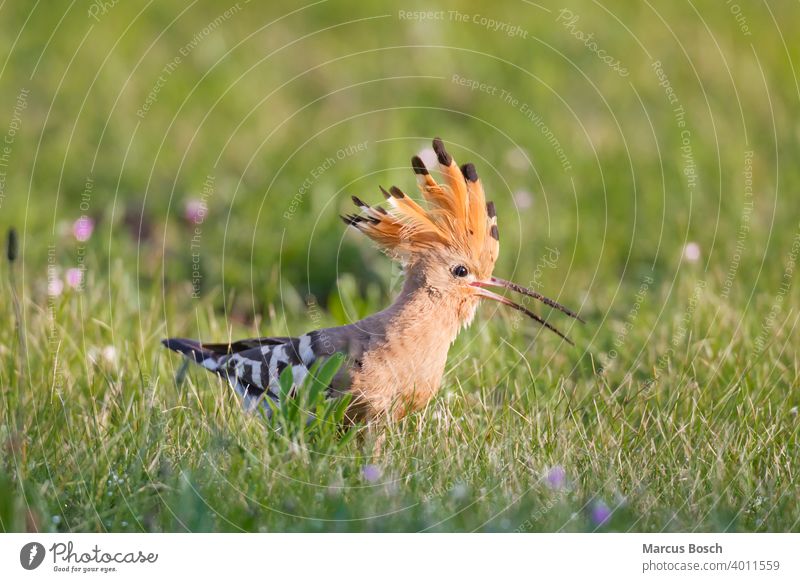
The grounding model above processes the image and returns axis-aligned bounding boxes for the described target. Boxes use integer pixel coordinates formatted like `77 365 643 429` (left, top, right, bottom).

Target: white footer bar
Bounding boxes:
1 533 797 581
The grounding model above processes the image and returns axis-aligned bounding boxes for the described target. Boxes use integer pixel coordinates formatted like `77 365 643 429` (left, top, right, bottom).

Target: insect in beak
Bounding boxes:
470 277 584 345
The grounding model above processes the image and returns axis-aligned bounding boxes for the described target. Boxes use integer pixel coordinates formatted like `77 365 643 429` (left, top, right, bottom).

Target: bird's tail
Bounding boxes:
161 338 222 371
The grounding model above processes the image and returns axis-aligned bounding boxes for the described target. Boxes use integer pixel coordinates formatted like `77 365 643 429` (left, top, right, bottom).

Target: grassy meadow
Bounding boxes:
1 1 798 532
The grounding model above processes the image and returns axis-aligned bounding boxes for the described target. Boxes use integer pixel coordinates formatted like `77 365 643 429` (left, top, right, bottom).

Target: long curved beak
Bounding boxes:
474 277 584 322
471 277 584 345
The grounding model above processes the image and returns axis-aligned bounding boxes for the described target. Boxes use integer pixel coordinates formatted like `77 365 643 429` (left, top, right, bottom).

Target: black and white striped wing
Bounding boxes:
163 333 324 414
215 335 319 412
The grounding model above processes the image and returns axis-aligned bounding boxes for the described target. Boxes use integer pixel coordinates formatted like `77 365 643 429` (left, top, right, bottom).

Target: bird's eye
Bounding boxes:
451 265 469 278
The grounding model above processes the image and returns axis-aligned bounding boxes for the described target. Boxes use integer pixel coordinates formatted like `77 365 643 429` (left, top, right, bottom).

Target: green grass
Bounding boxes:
1 1 799 532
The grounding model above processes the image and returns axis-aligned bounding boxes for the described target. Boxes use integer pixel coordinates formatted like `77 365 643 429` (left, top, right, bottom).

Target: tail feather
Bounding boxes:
161 338 222 371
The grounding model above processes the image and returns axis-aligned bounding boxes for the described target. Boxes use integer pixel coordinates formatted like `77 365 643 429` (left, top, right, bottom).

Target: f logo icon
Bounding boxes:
20 542 46 570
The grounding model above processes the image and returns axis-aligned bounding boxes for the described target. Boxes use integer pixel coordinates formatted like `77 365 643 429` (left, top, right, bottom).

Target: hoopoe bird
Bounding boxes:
163 138 583 423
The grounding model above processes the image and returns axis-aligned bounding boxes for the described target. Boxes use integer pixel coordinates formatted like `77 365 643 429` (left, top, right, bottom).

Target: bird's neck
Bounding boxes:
346 264 465 352
382 265 463 344
341 266 465 419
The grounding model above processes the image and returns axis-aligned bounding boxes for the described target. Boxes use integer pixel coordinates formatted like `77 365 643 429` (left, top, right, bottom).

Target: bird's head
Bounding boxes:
343 137 582 342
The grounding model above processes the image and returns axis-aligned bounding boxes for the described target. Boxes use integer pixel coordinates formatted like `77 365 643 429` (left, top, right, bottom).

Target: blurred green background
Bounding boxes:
1 0 796 318
1 1 799 532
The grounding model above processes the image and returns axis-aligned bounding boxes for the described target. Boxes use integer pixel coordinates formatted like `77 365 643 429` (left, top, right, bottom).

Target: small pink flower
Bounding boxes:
102 345 117 365
184 199 207 224
65 267 84 289
505 147 530 170
48 277 64 296
417 148 438 171
683 242 701 263
362 464 382 483
513 189 533 210
72 216 95 242
88 345 117 367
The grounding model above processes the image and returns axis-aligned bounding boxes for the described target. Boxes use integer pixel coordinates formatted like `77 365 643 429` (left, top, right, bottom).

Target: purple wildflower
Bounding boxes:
184 199 207 225
545 465 567 490
591 500 612 527
362 464 382 483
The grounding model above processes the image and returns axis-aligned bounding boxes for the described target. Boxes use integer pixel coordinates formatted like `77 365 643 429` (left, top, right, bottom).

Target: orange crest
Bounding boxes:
343 138 499 277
